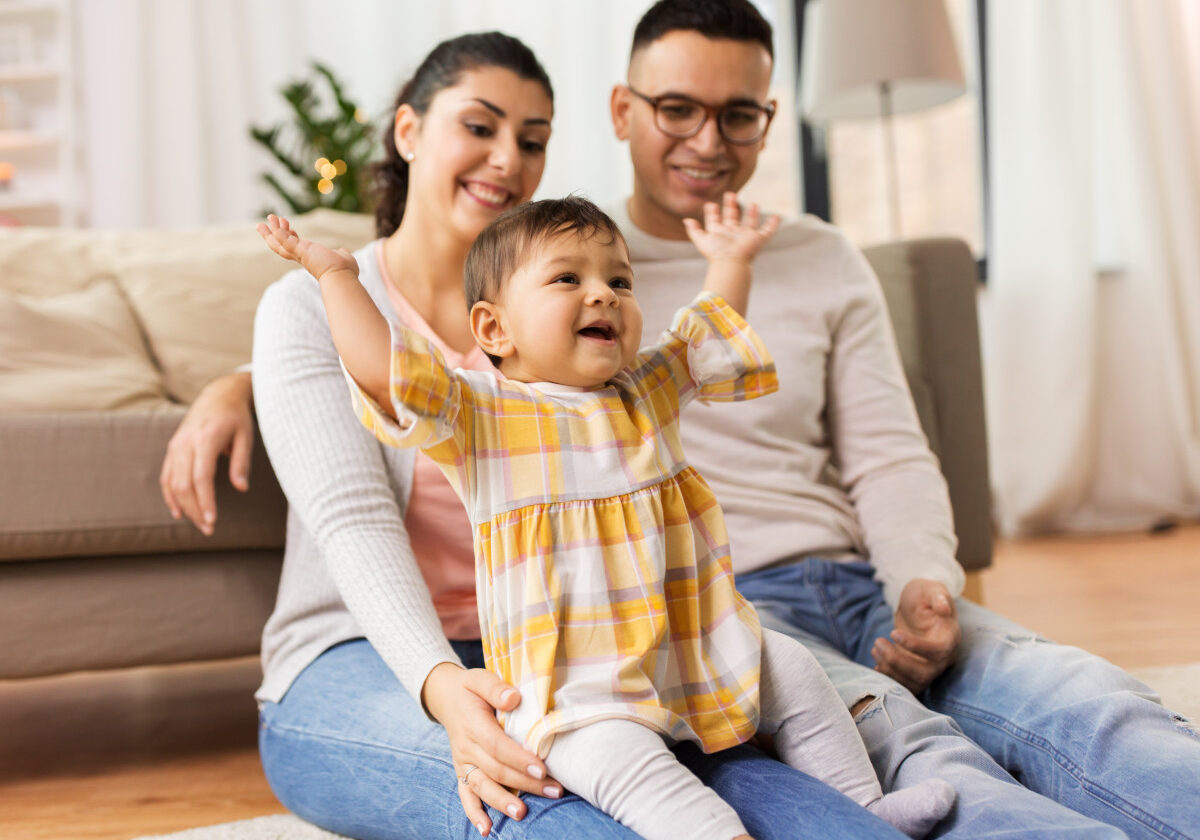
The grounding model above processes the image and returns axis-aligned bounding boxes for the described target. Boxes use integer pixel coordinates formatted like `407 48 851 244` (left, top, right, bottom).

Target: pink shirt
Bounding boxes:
377 243 492 639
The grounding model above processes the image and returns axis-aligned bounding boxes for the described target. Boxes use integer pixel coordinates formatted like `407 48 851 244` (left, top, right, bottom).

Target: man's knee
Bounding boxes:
851 695 877 718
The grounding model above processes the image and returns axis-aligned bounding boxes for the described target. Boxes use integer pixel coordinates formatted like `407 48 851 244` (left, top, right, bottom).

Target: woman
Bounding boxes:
162 32 903 840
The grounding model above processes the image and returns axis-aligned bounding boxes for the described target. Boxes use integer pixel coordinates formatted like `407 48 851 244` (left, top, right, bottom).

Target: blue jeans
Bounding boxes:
259 638 906 840
737 558 1200 840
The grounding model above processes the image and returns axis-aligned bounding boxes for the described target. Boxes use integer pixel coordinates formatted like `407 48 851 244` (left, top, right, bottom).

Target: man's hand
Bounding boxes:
871 578 961 695
160 371 255 535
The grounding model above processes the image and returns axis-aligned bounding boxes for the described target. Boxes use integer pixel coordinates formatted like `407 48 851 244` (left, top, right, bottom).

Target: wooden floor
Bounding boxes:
2 523 1198 840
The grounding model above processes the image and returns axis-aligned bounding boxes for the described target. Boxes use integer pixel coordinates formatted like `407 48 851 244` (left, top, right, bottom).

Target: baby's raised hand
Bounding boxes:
683 192 780 264
257 214 358 282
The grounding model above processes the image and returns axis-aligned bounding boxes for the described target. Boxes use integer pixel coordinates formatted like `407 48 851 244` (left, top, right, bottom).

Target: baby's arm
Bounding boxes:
257 214 393 415
683 192 780 317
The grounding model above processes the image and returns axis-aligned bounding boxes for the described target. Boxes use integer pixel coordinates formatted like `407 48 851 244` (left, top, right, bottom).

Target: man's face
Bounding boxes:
613 31 774 240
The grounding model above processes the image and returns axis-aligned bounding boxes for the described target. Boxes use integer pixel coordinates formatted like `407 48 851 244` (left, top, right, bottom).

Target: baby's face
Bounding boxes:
492 230 643 387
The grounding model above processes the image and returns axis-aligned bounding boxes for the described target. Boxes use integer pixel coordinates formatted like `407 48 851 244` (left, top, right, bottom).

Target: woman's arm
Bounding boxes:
253 272 556 830
254 272 453 693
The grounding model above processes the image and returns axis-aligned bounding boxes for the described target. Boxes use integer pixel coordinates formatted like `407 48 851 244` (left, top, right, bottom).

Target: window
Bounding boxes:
795 0 988 266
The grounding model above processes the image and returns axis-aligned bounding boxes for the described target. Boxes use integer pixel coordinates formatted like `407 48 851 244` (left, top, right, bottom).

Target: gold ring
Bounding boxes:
458 764 480 786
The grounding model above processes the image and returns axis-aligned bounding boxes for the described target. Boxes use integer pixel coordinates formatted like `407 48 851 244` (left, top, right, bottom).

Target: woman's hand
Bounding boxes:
160 371 255 534
422 662 562 836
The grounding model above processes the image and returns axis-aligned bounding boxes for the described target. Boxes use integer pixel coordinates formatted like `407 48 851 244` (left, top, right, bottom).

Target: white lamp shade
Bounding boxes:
801 0 966 121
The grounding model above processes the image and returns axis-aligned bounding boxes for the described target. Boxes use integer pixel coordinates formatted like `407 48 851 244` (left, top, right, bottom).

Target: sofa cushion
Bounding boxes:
111 227 283 404
0 227 120 296
0 279 169 412
0 409 287 562
113 209 376 403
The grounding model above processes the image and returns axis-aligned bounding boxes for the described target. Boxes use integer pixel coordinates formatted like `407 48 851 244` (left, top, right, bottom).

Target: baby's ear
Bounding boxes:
470 301 514 360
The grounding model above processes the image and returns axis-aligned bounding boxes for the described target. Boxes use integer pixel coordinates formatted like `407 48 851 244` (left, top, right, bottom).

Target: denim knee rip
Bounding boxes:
852 695 882 721
982 628 1054 648
1171 712 1200 739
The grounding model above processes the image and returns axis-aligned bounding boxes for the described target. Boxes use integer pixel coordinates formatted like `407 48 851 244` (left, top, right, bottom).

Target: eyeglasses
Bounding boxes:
626 84 776 146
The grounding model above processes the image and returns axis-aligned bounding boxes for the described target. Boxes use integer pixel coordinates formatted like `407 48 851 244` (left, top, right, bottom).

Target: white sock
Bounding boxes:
867 778 957 839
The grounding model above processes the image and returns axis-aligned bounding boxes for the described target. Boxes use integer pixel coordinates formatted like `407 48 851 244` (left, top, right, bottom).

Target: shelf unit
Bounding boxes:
0 0 75 226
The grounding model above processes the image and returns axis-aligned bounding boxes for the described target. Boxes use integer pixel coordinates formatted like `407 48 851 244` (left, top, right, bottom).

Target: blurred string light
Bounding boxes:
313 157 348 194
250 62 378 215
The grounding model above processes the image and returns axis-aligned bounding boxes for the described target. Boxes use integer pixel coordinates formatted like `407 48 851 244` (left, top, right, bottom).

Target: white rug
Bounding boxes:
1129 662 1200 721
137 664 1200 840
137 815 347 840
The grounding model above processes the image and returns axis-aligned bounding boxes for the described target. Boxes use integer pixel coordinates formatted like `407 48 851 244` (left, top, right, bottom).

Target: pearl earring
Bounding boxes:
405 152 415 162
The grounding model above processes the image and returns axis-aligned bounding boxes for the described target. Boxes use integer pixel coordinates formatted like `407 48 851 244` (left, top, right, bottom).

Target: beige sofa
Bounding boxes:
0 211 991 681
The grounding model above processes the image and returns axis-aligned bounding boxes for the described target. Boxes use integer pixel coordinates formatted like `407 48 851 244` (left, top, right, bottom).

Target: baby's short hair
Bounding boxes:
465 195 626 310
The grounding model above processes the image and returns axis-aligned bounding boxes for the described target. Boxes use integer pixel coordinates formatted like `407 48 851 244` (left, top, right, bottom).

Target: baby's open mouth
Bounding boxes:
578 324 616 341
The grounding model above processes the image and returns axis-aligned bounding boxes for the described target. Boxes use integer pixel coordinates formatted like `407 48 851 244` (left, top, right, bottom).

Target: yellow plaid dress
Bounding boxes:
348 294 778 756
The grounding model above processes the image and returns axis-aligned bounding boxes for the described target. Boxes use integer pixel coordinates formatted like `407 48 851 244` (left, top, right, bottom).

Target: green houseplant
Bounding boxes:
249 62 378 215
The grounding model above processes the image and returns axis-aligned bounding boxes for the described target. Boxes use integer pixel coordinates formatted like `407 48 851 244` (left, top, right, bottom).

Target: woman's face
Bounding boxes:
399 66 553 243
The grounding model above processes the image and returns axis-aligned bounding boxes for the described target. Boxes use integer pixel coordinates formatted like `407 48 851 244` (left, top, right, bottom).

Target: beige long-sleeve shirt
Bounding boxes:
253 242 458 704
608 202 963 608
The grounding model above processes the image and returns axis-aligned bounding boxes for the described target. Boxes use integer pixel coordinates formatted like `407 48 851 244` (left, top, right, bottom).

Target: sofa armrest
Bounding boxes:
0 408 286 561
862 238 993 572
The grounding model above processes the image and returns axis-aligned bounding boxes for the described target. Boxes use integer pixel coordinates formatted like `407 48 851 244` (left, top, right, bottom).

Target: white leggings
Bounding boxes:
543 629 883 840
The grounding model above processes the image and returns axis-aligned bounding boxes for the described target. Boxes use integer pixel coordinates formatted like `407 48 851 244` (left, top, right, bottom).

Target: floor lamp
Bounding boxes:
800 0 967 240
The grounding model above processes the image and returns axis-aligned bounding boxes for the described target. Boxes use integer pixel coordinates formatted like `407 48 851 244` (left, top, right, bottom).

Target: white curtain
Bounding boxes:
982 0 1200 535
71 0 796 229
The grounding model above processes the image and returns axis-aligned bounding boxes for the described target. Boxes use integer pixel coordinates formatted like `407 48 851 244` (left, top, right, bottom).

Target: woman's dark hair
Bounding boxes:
373 32 554 238
631 0 774 61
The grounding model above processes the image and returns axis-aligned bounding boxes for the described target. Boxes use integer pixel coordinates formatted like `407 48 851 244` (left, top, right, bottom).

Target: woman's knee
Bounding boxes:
260 707 463 839
491 793 641 839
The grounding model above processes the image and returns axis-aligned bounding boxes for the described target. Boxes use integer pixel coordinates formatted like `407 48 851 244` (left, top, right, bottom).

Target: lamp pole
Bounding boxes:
879 79 903 240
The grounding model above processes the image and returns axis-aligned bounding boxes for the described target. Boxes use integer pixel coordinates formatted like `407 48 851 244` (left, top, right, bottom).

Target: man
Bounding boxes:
164 2 1200 837
603 3 1200 838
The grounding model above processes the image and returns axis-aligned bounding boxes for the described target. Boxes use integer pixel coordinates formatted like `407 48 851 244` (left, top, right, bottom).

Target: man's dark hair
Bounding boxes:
631 0 774 61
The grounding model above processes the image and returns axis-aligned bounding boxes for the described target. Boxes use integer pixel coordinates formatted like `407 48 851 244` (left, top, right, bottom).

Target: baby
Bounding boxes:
258 195 954 840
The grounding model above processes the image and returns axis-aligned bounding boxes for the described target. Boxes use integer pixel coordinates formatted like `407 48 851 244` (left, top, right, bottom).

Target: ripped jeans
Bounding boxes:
736 558 1200 840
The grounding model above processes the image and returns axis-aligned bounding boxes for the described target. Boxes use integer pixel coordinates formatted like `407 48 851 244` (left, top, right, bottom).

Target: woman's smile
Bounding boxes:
462 179 514 210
